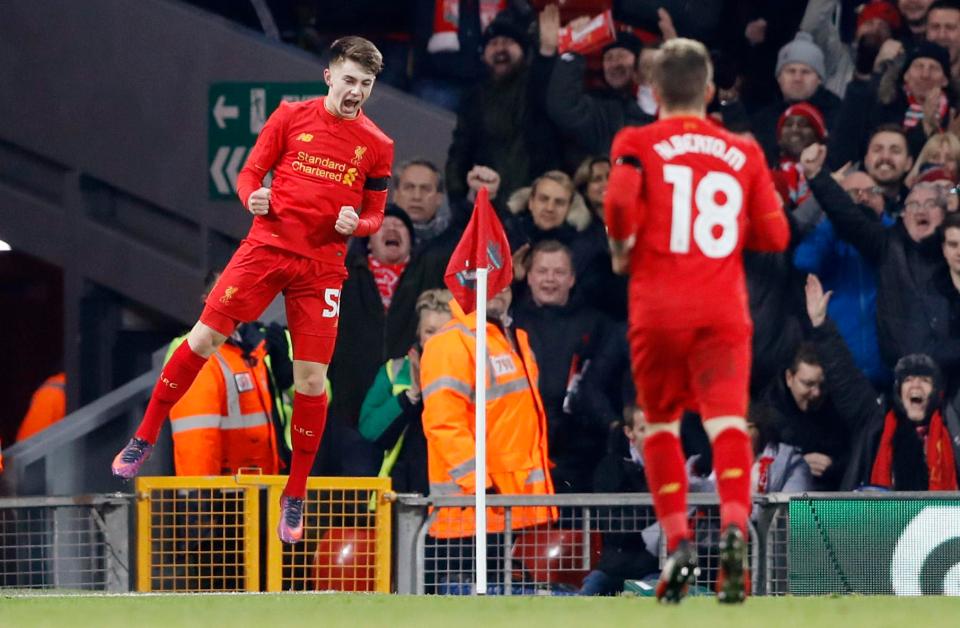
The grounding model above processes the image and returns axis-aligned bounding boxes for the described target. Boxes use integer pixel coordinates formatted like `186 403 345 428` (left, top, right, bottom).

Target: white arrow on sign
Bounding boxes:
225 146 246 191
209 146 246 195
213 94 239 129
210 146 231 194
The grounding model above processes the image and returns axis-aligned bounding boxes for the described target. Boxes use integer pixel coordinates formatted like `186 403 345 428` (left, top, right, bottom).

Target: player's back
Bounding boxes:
615 116 787 329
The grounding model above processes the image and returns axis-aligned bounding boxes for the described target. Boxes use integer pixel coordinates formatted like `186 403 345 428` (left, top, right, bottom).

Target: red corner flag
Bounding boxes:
444 187 513 313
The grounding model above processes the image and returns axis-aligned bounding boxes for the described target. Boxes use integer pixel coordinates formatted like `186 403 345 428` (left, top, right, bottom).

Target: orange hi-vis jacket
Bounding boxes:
420 300 556 539
16 372 66 442
169 340 279 476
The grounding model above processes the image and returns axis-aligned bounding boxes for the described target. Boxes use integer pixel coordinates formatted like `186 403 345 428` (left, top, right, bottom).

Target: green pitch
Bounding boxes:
2 594 959 628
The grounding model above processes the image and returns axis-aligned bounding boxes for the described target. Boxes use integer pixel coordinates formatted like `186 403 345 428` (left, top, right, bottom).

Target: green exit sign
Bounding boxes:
208 82 327 200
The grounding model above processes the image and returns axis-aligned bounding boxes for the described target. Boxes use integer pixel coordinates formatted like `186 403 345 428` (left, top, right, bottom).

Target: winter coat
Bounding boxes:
328 246 447 426
445 56 564 204
750 86 841 167
358 357 428 496
761 375 850 491
545 52 653 161
794 211 896 388
505 189 625 319
810 320 960 489
512 295 615 492
808 170 947 368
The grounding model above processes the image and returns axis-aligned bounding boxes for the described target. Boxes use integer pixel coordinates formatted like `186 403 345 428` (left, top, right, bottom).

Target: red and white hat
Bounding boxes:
857 1 902 33
777 102 828 141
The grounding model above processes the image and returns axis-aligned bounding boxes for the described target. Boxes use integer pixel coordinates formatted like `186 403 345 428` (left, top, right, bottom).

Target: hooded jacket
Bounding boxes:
811 320 960 489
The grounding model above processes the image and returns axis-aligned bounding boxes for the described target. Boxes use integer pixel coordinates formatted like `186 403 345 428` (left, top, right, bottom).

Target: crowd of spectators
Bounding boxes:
9 0 960 595
307 0 960 505
8 1 957 505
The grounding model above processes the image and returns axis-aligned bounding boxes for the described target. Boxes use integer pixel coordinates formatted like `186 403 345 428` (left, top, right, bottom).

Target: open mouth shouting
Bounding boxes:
906 392 927 416
341 96 361 113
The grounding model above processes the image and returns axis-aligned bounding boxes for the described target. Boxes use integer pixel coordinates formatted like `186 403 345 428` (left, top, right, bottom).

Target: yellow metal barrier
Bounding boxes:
135 476 391 593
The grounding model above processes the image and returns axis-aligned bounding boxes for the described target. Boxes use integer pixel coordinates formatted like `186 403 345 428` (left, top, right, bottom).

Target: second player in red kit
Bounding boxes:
605 39 789 604
112 36 394 545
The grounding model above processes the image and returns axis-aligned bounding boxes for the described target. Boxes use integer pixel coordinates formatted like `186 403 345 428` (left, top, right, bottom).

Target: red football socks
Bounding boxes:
135 341 209 443
712 427 753 534
642 429 691 553
284 392 329 499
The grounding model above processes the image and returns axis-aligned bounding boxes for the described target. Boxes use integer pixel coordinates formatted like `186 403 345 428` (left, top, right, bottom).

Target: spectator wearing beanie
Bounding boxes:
751 32 842 166
445 10 564 207
800 0 902 98
544 9 653 168
808 289 960 490
927 1 960 79
773 102 828 209
834 40 954 165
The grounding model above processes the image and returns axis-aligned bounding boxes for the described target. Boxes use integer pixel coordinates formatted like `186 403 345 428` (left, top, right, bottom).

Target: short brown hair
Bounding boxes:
868 123 909 149
652 38 713 110
529 239 573 270
942 211 960 233
329 36 384 76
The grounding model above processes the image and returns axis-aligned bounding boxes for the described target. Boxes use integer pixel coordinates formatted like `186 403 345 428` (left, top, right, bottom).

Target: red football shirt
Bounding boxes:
607 116 789 329
236 97 394 265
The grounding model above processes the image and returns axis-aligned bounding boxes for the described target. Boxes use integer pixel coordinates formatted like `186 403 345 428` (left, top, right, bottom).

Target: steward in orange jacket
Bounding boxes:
168 328 279 476
421 292 556 539
16 372 66 442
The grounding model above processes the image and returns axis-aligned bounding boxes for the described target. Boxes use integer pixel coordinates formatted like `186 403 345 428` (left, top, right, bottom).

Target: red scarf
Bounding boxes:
904 88 948 130
773 158 810 207
756 453 775 494
429 0 505 53
368 255 408 310
870 409 958 490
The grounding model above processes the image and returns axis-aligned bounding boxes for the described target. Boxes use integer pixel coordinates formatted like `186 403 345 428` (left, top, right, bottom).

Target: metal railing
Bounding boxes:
0 494 130 591
3 490 956 595
135 475 392 593
393 493 761 595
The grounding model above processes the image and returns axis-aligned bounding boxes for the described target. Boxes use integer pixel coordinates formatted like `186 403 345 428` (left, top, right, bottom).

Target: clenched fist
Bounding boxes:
335 206 360 235
247 187 271 215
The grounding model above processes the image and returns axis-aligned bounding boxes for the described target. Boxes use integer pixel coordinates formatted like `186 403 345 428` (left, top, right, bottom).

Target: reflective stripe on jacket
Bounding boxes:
421 300 555 538
169 341 278 475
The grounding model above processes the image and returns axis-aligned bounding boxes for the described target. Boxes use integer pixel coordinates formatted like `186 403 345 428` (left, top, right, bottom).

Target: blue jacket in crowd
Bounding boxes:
794 212 895 389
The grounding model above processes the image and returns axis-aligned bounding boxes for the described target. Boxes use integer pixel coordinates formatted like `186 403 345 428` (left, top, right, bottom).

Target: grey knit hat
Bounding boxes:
776 32 826 80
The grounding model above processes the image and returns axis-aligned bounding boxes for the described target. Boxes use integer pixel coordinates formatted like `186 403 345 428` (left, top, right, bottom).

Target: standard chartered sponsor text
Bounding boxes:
292 151 357 184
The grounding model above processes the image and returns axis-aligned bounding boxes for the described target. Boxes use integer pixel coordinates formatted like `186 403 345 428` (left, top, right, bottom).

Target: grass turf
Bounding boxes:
2 594 960 628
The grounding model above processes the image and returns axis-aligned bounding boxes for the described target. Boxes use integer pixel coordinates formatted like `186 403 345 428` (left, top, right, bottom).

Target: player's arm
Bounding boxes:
350 173 391 236
236 103 290 213
604 131 644 268
744 144 790 252
337 140 394 237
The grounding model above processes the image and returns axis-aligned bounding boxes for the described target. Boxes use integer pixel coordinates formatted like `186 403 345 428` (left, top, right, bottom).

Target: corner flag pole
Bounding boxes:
474 266 488 595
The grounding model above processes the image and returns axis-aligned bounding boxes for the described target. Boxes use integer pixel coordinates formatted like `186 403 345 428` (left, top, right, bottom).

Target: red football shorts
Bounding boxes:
628 323 752 424
200 240 348 363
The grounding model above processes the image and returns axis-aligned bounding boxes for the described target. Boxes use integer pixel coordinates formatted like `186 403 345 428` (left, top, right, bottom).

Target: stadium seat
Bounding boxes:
312 528 376 592
510 527 602 588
